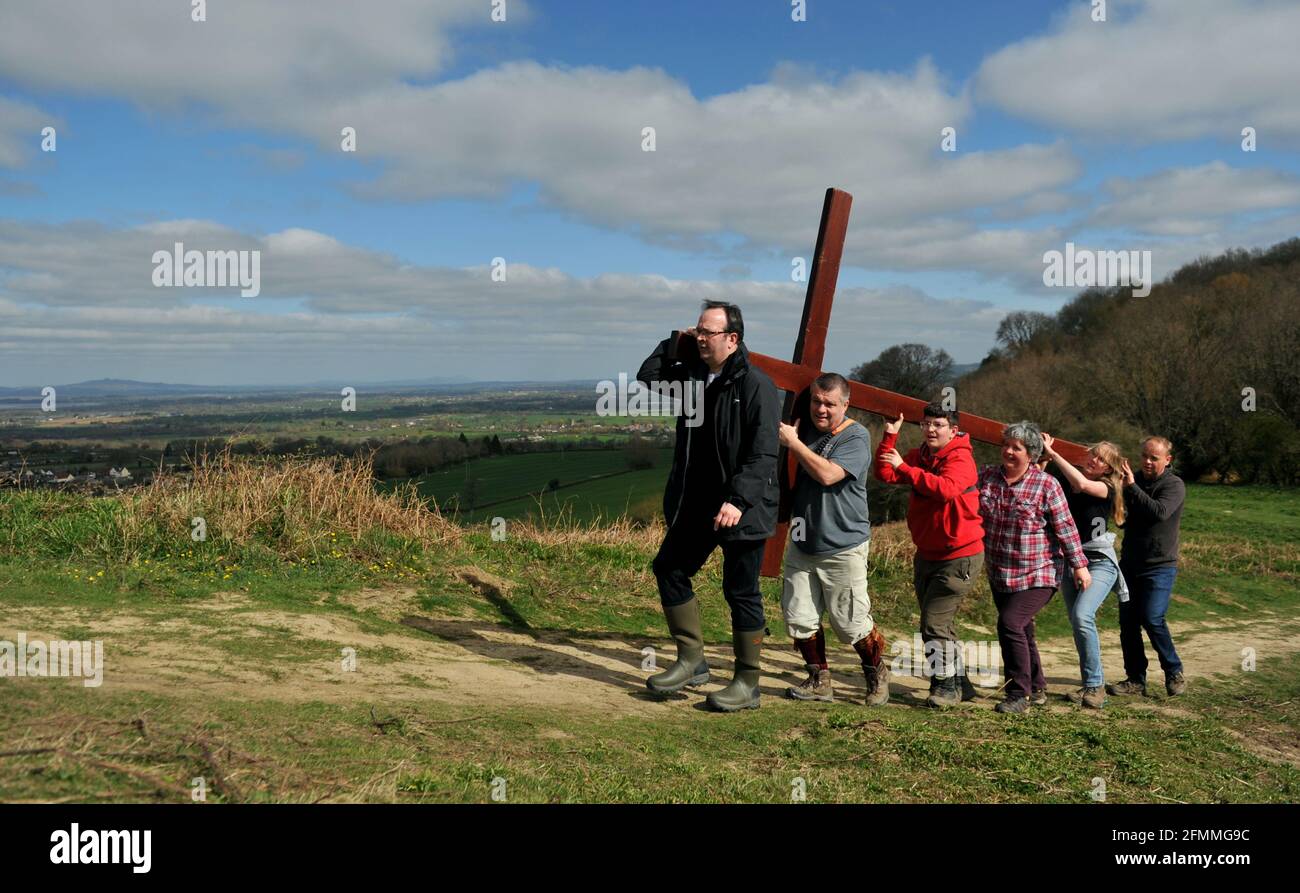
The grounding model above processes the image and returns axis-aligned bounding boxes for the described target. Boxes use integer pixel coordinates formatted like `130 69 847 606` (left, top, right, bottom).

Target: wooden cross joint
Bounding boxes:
748 188 1089 578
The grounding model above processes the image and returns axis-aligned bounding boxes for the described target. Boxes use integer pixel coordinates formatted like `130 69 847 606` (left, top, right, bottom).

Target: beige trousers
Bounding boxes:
781 538 873 644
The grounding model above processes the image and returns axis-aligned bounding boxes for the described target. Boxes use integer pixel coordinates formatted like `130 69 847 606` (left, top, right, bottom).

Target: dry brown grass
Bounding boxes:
865 522 914 573
1179 536 1300 581
116 447 460 560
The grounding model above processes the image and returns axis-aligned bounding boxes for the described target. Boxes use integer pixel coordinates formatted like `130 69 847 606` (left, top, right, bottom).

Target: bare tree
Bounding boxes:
850 343 954 400
995 311 1057 355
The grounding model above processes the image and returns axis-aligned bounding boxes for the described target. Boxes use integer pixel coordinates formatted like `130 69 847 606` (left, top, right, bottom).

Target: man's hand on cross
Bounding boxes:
777 418 801 449
883 412 905 436
713 502 742 531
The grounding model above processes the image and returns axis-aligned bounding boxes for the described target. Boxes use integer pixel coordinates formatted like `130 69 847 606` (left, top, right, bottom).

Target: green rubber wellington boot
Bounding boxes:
705 627 763 712
646 599 710 695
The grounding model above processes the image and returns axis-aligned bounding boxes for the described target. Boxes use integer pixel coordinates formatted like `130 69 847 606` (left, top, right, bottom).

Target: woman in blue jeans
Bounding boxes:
1039 434 1129 709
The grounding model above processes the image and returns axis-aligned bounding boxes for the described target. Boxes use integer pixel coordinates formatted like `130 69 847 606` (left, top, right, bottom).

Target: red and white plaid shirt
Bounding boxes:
977 463 1087 592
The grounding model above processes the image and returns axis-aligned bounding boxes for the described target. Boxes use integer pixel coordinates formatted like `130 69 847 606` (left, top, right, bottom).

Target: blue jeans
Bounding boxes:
1118 563 1183 682
1061 555 1119 688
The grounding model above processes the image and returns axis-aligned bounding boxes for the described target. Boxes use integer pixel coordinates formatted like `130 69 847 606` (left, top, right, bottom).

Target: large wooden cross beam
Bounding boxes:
749 187 1089 578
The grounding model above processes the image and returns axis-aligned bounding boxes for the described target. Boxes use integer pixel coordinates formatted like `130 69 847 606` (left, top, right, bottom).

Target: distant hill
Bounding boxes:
0 377 599 401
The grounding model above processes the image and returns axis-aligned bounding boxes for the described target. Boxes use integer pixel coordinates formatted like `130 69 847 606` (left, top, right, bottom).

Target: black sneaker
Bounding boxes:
1029 688 1048 706
926 675 960 708
1165 671 1186 696
958 674 979 702
995 696 1029 714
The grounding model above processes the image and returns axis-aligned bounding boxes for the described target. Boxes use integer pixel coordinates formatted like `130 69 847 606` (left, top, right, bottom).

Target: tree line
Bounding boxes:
850 238 1300 485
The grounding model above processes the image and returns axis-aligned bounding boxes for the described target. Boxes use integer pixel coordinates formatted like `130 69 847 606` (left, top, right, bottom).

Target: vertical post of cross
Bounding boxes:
760 188 854 578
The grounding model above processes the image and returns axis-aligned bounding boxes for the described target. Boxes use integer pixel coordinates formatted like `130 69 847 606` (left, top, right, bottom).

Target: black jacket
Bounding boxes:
637 337 779 540
1120 469 1185 568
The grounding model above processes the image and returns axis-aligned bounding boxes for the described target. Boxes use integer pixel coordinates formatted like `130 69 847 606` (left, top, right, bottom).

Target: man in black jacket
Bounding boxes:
1108 436 1188 698
637 301 779 712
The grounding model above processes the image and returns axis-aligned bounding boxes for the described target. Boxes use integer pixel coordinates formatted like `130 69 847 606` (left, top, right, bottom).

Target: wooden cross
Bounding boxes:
749 187 1089 578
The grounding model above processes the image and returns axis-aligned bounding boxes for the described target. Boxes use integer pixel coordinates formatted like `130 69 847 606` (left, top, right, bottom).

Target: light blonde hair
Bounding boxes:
1142 435 1173 456
1090 440 1127 526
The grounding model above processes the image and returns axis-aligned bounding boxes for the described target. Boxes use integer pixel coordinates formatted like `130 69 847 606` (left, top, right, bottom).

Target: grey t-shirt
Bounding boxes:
791 421 871 556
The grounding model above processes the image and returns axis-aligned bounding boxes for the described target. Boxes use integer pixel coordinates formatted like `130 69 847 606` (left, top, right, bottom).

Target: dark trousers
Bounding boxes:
993 586 1055 699
652 509 766 633
914 552 984 677
1118 563 1183 682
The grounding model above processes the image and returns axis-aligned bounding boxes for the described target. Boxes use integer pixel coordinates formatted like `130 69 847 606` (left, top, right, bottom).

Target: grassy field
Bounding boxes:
1 452 1297 803
389 448 672 524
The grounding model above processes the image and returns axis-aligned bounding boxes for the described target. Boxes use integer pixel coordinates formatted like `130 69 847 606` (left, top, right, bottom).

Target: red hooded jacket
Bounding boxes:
874 429 984 561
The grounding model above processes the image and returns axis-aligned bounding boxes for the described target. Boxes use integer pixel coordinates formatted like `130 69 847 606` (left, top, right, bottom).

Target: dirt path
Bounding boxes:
3 588 1297 716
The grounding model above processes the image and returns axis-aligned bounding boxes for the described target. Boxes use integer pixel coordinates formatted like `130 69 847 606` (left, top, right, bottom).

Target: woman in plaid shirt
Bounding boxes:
978 421 1091 714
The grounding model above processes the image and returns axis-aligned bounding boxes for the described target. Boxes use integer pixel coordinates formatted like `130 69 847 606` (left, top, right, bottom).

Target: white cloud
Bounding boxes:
314 61 1080 268
1088 161 1300 236
0 95 56 168
976 0 1300 142
0 1 511 113
0 217 1005 383
0 3 1080 277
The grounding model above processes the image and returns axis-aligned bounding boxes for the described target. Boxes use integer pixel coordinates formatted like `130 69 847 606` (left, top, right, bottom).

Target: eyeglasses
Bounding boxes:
920 420 950 430
695 328 731 340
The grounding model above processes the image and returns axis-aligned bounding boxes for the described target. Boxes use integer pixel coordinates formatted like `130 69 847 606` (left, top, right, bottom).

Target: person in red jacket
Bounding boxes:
875 402 985 707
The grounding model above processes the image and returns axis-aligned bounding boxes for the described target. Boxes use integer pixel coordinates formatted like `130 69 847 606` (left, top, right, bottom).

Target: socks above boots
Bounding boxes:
793 627 829 670
853 627 891 706
788 627 833 702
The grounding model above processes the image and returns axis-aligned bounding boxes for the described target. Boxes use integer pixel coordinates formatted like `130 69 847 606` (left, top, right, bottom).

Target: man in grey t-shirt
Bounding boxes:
776 373 887 706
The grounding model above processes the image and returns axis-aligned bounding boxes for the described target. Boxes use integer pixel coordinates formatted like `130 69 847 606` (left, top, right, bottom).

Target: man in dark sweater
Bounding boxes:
1108 436 1187 697
636 301 779 712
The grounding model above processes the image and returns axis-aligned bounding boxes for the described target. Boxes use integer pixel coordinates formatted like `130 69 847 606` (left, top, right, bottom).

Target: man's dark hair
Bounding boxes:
702 300 744 341
923 400 959 428
812 372 851 402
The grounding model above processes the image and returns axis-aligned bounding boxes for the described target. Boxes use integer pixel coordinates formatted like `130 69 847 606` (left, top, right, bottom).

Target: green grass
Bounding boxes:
3 483 1295 646
4 655 1297 803
1 468 1298 803
456 463 668 525
386 448 673 522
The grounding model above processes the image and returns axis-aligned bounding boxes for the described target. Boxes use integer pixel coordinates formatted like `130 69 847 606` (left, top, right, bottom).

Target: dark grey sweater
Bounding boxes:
1120 470 1185 568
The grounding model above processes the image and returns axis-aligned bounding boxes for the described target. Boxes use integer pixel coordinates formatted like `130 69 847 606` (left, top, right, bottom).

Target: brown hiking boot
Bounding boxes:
862 661 890 706
1067 686 1106 709
1106 678 1147 697
1029 688 1047 706
787 665 834 702
853 628 890 706
1165 671 1186 696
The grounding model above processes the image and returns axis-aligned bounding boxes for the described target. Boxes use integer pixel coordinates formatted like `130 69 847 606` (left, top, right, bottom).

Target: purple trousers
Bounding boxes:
993 586 1055 699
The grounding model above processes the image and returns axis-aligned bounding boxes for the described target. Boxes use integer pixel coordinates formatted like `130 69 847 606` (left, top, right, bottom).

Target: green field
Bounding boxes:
2 464 1298 803
389 448 673 523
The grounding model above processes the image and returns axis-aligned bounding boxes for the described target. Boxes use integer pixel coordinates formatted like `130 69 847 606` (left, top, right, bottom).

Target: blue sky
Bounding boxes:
1 0 1298 386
